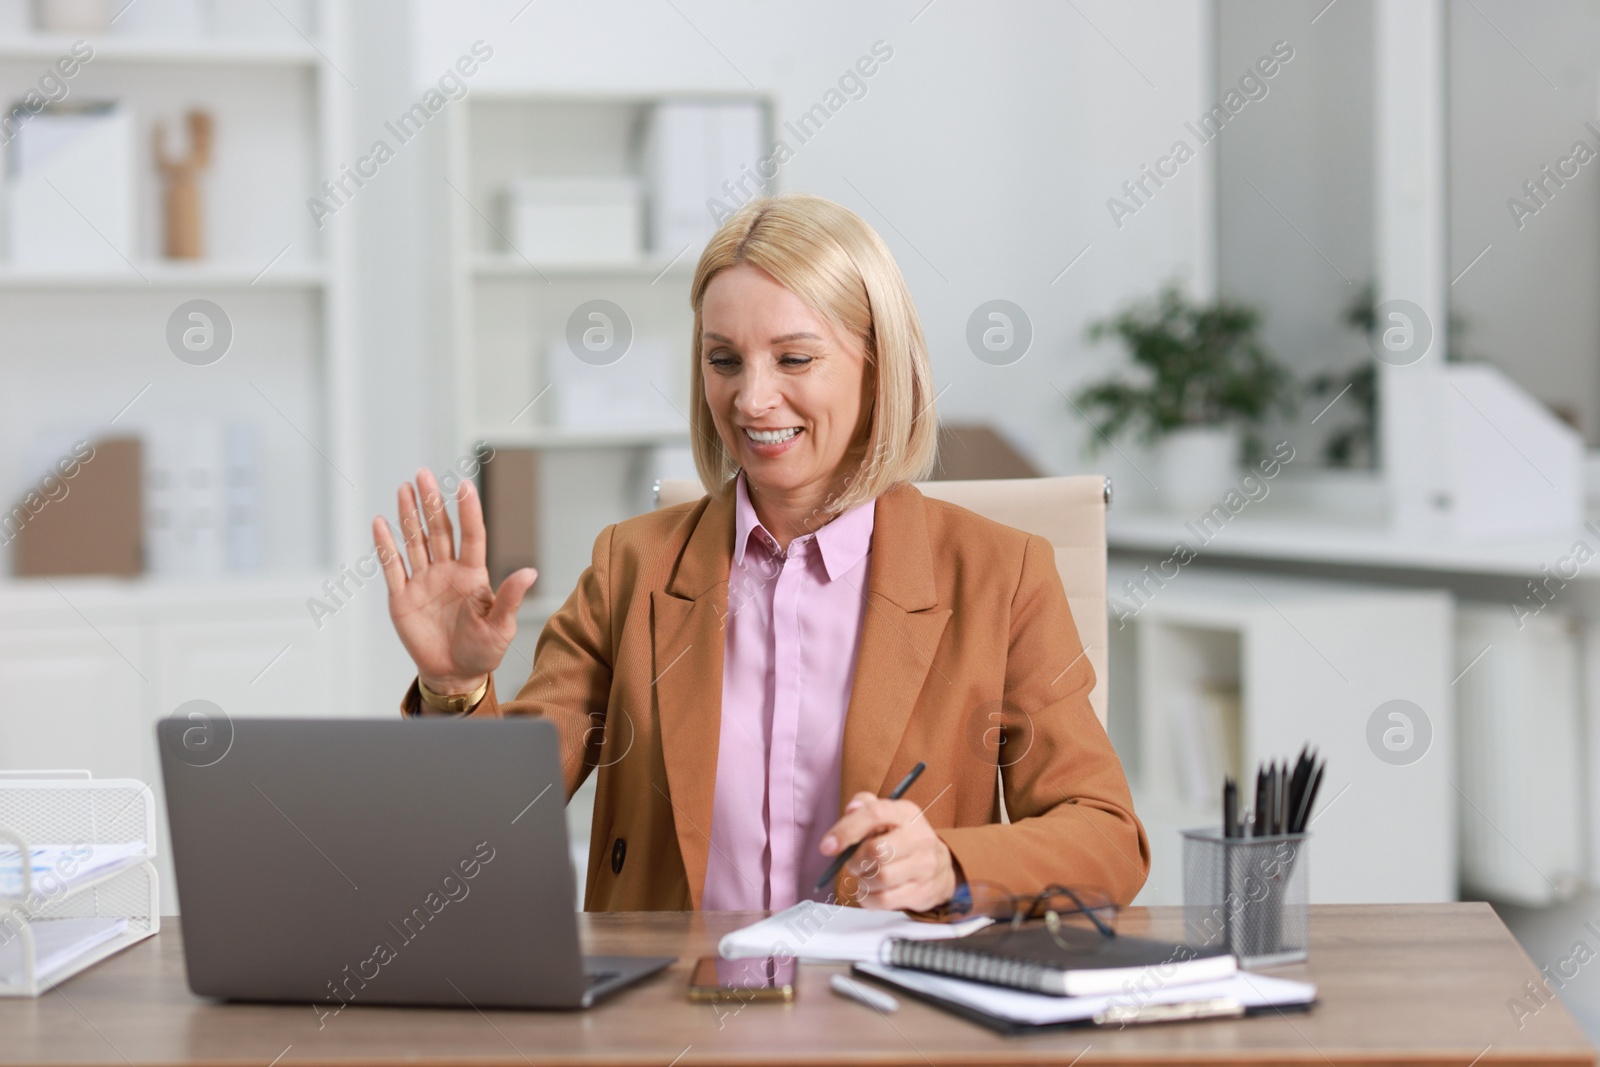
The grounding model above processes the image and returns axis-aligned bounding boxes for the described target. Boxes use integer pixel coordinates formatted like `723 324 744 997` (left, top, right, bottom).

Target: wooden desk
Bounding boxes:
4 904 1593 1066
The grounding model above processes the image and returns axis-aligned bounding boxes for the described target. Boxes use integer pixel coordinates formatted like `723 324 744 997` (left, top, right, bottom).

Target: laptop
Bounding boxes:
157 716 674 1010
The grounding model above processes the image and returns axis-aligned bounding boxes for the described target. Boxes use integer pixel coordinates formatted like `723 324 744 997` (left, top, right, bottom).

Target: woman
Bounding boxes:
375 193 1149 915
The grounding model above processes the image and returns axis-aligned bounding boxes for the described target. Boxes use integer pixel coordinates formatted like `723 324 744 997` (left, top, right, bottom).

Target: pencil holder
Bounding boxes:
1180 827 1308 968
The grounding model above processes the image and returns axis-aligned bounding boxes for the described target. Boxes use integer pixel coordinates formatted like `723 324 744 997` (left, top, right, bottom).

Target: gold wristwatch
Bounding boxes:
418 675 489 714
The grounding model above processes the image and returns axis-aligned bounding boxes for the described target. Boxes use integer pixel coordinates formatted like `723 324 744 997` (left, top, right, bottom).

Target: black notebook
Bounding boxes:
884 923 1236 997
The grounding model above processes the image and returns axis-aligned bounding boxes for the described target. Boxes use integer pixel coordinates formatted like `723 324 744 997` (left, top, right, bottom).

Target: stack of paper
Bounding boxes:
0 841 148 898
0 917 128 987
719 901 992 963
854 960 1317 1028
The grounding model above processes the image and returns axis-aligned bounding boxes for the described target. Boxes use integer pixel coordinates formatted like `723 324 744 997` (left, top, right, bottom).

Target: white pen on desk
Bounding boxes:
830 973 899 1013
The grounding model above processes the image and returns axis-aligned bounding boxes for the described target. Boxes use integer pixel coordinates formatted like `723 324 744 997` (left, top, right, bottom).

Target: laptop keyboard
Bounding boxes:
585 971 620 987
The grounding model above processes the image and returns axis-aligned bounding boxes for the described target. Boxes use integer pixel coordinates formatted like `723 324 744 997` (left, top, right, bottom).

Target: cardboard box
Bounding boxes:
10 436 143 578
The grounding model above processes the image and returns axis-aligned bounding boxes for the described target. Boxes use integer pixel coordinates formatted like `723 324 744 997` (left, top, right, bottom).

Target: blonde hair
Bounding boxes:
688 192 939 516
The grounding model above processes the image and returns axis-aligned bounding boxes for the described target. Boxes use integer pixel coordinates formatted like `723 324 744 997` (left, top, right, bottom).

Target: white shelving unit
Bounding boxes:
0 35 320 65
469 253 697 281
443 88 773 620
0 263 330 288
0 0 358 567
0 1 365 914
1107 564 1456 907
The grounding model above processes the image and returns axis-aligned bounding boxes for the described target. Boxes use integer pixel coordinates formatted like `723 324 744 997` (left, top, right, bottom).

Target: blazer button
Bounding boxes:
611 837 626 874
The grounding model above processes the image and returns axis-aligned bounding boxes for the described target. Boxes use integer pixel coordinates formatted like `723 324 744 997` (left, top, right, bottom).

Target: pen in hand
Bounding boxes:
813 761 927 893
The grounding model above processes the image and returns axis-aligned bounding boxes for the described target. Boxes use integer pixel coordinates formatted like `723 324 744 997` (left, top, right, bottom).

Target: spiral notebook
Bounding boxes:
884 923 1235 997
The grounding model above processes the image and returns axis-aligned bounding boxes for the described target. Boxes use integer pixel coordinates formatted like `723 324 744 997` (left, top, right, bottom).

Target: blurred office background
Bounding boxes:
6 0 1600 1036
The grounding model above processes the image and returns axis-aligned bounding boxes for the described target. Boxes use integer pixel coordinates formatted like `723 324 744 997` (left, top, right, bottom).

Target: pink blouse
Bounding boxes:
700 471 876 911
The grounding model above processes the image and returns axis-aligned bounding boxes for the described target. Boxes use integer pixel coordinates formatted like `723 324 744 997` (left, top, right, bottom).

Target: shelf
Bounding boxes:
469 87 772 105
0 263 328 290
0 571 337 609
0 34 321 65
470 254 697 281
475 426 691 450
1108 505 1600 580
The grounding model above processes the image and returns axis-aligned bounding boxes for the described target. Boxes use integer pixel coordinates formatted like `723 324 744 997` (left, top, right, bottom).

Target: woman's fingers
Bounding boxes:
398 482 431 574
486 567 538 634
872 841 938 894
416 468 457 563
820 795 913 855
372 516 408 596
457 478 487 571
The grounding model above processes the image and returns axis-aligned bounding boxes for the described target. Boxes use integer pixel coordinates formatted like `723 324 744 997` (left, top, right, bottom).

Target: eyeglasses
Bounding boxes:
954 882 1119 940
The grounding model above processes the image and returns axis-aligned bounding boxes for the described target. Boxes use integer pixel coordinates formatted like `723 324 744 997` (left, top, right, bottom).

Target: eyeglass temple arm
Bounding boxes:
1052 885 1117 939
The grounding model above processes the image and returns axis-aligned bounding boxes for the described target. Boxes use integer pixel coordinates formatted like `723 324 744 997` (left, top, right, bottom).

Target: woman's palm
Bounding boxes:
375 470 538 693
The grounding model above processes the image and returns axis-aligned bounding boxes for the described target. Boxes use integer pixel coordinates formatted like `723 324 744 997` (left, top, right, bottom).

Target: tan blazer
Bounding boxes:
403 481 1150 912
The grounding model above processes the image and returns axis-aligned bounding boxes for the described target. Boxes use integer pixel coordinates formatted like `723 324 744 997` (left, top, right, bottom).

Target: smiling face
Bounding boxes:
700 262 873 509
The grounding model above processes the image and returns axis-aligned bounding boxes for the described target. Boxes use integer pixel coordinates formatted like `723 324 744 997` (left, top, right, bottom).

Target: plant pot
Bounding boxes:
1156 425 1240 514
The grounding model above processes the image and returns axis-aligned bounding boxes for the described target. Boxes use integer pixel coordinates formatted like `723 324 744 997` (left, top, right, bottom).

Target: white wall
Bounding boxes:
338 0 460 712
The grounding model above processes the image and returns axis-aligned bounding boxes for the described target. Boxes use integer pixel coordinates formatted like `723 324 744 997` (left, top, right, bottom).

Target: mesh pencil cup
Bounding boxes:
1181 827 1309 968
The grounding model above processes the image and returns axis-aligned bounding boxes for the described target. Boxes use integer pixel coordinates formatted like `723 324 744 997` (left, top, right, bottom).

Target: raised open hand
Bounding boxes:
373 468 538 696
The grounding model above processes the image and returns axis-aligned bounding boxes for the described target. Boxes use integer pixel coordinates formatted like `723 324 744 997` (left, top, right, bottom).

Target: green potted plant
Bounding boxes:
1306 283 1380 470
1309 280 1479 471
1073 283 1297 511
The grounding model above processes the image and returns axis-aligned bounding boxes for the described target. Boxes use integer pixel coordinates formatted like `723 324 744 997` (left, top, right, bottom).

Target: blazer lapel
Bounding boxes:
651 492 733 910
839 483 952 807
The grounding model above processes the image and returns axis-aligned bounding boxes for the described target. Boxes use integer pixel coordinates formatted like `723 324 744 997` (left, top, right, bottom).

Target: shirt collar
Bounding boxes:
733 470 876 582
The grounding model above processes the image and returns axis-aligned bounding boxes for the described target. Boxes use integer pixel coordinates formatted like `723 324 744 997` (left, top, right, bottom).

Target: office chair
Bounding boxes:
653 476 1112 729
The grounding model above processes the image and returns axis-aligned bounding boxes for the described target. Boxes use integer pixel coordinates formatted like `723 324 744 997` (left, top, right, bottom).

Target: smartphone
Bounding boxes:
686 956 798 1003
